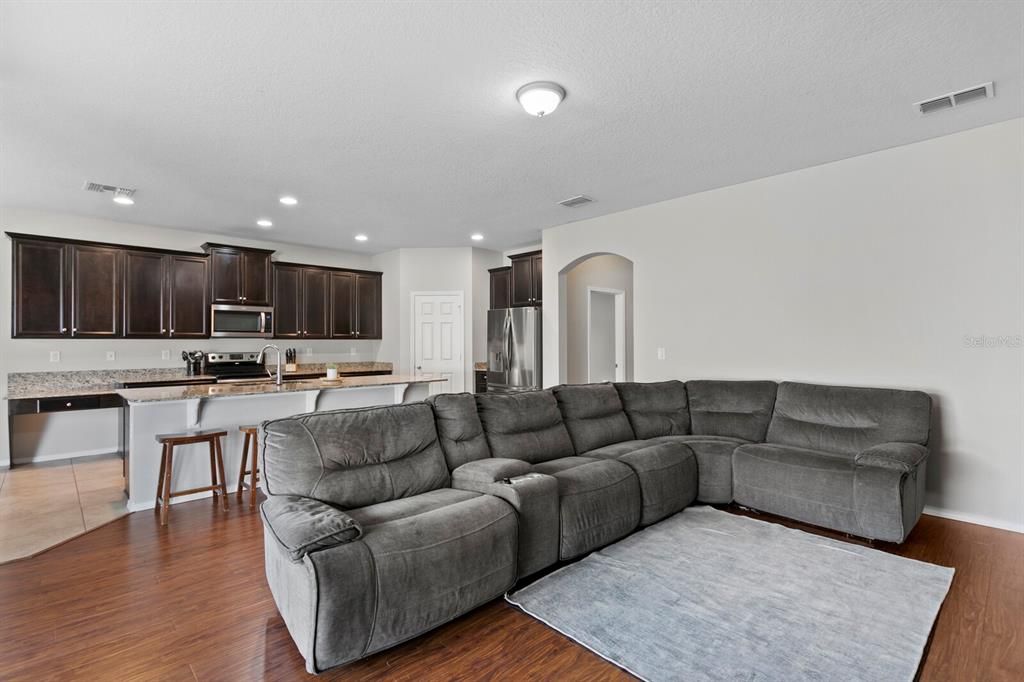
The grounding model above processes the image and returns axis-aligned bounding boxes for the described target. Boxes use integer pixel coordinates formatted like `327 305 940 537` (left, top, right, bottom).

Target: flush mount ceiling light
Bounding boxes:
516 81 565 117
112 189 135 205
471 233 484 241
279 195 298 206
256 219 273 228
354 234 368 242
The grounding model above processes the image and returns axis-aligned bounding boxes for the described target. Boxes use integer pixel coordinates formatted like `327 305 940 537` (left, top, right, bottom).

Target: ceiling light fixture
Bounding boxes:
470 233 484 241
256 219 273 228
112 188 135 205
354 234 368 242
279 196 298 206
516 81 565 117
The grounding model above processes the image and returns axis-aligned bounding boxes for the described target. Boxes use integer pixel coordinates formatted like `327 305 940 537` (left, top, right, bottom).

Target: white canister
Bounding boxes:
325 367 338 380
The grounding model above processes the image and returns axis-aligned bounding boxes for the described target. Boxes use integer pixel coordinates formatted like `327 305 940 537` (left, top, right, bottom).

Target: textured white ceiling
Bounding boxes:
1 1 1021 253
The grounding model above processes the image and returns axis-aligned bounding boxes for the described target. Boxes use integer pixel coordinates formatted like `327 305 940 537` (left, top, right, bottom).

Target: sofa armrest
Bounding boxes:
855 442 929 473
451 457 534 486
261 495 362 562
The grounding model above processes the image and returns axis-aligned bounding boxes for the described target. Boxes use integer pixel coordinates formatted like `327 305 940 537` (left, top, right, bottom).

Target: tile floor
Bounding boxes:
0 453 128 563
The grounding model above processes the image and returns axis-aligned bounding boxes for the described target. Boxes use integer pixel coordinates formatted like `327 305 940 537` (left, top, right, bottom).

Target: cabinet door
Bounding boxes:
302 268 329 339
209 248 242 303
329 271 356 338
70 244 121 338
241 251 271 305
530 254 543 305
355 273 382 338
168 255 209 338
273 265 302 338
12 239 67 337
124 251 167 337
489 267 511 309
510 255 534 307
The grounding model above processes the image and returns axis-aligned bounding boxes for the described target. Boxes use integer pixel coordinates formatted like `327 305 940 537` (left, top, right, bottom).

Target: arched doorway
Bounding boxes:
558 253 634 384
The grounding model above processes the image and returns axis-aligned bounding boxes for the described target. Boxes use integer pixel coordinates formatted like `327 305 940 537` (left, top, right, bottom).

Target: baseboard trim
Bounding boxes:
923 505 1024 534
12 448 120 465
126 489 226 513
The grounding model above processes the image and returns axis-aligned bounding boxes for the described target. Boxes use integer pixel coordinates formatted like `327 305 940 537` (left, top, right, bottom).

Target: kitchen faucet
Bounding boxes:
257 344 284 386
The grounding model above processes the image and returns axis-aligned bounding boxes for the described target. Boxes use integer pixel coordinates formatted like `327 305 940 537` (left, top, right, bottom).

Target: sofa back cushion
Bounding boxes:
261 402 450 509
687 380 778 442
475 390 575 464
767 381 932 455
552 383 635 453
427 392 491 469
613 380 690 438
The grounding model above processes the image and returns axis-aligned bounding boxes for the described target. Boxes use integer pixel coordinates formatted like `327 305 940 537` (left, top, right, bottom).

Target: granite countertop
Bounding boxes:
474 362 487 371
117 373 445 403
4 362 394 401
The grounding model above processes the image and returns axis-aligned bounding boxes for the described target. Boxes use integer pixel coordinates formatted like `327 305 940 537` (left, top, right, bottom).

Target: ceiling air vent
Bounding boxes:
83 181 135 196
916 82 994 115
558 194 593 208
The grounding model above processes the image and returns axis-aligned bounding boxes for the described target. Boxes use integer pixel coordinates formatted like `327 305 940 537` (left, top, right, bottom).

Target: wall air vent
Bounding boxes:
83 181 136 196
916 82 994 115
558 194 593 208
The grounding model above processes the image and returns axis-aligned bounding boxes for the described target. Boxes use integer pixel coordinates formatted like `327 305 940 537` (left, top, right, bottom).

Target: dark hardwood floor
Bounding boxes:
0 497 1021 681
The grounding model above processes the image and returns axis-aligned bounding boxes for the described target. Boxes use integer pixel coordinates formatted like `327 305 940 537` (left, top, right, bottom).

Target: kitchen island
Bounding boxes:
117 374 446 512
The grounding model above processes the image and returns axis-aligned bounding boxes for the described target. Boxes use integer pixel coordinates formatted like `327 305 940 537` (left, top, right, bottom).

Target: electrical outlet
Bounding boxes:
161 350 170 361
304 347 312 355
49 351 60 363
106 351 116 361
349 347 357 355
656 347 666 360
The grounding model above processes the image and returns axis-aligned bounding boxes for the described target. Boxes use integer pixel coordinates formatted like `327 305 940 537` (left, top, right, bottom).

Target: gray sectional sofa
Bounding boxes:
259 379 931 673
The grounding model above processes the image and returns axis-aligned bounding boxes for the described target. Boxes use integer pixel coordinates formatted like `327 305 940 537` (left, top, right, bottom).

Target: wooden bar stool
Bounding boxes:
237 425 261 509
154 428 229 526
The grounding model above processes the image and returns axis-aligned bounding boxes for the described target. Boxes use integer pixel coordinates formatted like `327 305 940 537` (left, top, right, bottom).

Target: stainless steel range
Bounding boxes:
203 352 272 383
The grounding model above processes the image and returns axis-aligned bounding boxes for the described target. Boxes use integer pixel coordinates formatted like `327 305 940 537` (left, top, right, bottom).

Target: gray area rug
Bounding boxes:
507 506 953 682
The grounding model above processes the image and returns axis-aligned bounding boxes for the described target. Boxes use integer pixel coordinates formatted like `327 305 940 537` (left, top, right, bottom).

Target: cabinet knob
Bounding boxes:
65 402 72 408
61 327 67 333
170 329 175 334
161 328 166 333
72 327 78 333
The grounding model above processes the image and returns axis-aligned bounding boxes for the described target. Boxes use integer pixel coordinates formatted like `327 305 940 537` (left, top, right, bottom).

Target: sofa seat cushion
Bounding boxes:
650 434 751 503
584 440 697 525
346 488 482 527
733 443 860 535
536 457 641 560
354 491 519 655
552 383 635 453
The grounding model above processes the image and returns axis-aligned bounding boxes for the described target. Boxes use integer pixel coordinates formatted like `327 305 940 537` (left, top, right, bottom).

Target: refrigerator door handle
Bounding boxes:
505 314 514 371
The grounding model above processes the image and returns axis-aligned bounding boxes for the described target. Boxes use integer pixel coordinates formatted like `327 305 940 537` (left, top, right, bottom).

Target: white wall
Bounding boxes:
542 119 1024 532
563 254 634 383
0 208 383 465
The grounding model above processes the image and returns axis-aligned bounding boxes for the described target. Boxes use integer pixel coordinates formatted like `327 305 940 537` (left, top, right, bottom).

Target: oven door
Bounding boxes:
210 305 274 338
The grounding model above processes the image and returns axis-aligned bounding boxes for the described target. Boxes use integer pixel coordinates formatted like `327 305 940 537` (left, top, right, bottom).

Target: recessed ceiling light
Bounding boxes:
516 81 565 117
354 234 368 242
279 196 298 206
256 219 273 228
112 189 135 205
471 233 484 241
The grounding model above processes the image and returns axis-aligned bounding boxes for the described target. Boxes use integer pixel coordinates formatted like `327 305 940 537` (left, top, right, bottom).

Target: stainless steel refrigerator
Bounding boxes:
487 307 542 392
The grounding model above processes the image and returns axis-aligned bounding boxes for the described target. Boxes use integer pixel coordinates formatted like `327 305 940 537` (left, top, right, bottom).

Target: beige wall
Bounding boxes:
542 119 1024 531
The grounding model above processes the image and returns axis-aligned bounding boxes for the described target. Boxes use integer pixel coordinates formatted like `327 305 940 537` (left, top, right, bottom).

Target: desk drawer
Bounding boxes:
36 395 122 413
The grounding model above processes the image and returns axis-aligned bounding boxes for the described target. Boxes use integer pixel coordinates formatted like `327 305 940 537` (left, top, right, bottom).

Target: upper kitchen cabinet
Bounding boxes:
301 268 329 339
11 237 67 337
329 270 382 339
69 244 122 338
203 243 273 305
489 266 511 309
273 264 333 339
354 273 382 338
124 251 209 338
167 255 209 338
273 265 303 338
509 250 542 307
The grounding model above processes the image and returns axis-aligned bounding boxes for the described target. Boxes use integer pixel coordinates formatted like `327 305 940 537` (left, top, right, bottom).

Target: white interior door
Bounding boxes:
412 292 465 394
587 288 625 383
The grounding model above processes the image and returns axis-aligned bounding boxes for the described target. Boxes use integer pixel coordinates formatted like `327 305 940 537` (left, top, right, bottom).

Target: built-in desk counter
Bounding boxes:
117 374 446 511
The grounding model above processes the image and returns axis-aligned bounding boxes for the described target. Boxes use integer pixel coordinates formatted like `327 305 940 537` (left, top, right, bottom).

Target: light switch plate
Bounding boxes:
106 351 116 361
49 351 60 363
657 347 666 360
161 350 170 360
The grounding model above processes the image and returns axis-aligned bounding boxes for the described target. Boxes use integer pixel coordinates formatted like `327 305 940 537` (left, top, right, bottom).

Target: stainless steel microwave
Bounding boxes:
210 304 274 338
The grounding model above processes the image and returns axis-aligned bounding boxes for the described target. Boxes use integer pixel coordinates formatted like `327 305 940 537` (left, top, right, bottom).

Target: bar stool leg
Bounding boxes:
214 436 229 511
248 433 258 509
237 431 250 499
155 443 167 509
160 445 174 526
208 439 218 501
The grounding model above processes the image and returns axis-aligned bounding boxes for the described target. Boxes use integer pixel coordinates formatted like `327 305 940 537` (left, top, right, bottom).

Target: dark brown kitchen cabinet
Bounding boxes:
329 271 356 338
167 255 209 338
123 252 208 338
509 250 542 307
203 244 272 305
489 266 511 309
302 268 329 339
68 244 122 338
354 273 382 339
12 238 67 337
273 265 302 338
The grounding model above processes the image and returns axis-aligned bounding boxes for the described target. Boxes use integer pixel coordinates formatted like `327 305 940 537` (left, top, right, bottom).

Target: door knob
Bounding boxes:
417 366 422 370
